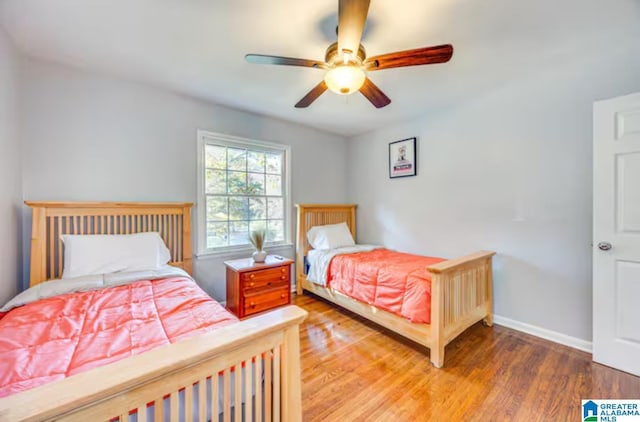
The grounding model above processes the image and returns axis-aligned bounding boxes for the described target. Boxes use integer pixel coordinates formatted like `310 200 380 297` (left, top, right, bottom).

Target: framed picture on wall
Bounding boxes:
389 137 417 178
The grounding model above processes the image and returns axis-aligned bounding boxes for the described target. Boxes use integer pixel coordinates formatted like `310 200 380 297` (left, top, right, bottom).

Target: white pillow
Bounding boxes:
61 232 171 279
307 222 355 250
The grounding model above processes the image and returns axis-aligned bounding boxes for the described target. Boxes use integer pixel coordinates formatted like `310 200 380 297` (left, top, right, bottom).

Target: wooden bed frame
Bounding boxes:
0 201 306 422
295 204 495 368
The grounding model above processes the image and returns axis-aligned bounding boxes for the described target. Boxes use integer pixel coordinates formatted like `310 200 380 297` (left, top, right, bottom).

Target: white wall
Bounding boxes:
20 58 348 300
347 42 640 342
0 28 21 305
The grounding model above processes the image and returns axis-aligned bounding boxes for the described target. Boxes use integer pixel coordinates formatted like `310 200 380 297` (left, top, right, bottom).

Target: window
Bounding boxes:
197 131 291 255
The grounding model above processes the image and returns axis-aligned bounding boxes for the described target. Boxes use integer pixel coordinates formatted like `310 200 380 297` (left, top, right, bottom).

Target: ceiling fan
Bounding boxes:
245 0 453 109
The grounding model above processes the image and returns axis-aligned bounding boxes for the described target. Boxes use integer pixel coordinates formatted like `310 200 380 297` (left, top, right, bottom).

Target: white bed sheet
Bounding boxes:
0 266 191 313
306 245 382 286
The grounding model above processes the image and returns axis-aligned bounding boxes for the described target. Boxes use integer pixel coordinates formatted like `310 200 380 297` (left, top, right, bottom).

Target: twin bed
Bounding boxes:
0 202 306 422
295 204 495 368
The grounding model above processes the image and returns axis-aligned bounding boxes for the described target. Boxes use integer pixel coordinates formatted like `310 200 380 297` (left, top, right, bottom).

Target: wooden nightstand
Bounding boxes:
224 255 294 319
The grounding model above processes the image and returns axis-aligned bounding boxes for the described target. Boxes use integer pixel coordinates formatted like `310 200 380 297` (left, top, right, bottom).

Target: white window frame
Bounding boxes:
196 130 292 258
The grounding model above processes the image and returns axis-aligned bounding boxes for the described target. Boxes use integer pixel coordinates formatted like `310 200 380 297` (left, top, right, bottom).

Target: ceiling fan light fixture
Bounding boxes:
324 65 366 95
245 1 453 108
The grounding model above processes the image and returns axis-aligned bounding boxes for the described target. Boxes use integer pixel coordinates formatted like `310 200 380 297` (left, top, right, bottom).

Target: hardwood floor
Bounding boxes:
294 293 640 421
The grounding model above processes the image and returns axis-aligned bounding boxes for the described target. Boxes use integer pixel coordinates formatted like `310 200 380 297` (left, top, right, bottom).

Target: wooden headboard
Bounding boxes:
25 201 193 286
295 204 357 292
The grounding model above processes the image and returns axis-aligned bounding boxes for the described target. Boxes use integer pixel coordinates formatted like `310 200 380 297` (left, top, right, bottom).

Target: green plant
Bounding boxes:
249 229 266 251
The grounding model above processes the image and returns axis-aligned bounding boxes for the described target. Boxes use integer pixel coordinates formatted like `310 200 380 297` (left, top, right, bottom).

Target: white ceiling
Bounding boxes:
1 0 639 136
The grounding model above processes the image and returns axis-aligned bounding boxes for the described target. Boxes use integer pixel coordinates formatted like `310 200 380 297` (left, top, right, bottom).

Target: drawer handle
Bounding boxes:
249 282 255 287
250 302 256 308
280 276 286 280
281 268 286 273
267 282 272 286
250 274 255 279
280 294 286 299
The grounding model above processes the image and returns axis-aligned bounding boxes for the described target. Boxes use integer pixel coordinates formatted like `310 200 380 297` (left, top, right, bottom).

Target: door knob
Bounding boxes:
598 242 612 251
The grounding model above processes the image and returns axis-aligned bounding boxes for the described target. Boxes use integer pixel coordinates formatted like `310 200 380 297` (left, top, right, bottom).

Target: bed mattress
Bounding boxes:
0 276 237 398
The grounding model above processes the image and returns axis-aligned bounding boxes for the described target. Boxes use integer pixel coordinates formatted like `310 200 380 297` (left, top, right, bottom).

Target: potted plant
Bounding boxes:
249 229 267 263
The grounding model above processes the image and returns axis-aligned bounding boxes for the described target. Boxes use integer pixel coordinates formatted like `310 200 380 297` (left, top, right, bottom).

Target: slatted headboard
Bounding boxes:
295 204 357 292
25 202 193 286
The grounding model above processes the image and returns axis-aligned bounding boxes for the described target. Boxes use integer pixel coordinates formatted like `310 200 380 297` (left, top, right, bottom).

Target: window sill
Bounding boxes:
195 243 294 261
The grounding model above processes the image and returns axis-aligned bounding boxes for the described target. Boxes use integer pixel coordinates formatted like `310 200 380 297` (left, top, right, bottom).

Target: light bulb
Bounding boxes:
324 65 366 96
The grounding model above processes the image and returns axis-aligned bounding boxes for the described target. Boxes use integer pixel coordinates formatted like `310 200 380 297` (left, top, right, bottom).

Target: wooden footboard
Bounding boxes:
428 251 495 367
0 305 307 422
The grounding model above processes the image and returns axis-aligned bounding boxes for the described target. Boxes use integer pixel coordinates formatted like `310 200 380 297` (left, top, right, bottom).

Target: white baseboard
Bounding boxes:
493 314 592 353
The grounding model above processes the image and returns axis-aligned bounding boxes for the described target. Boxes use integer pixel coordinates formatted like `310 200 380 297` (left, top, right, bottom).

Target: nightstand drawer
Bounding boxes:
242 267 289 289
244 279 288 292
244 288 290 316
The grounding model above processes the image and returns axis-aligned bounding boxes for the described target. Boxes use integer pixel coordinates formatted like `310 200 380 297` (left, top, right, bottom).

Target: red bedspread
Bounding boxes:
327 249 445 324
0 277 237 398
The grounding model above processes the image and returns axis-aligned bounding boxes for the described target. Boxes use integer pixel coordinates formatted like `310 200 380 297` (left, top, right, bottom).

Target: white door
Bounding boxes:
593 92 640 376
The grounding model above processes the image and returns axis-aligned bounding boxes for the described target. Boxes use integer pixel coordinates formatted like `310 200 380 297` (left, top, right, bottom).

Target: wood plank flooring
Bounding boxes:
294 293 640 421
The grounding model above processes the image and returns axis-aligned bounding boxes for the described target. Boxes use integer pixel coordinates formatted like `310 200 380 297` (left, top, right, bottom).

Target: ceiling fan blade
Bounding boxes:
245 54 328 69
359 78 391 108
338 0 370 57
364 44 453 71
295 81 328 108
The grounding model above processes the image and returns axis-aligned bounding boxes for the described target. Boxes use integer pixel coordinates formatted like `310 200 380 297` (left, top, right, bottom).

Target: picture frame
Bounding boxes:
389 137 417 178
